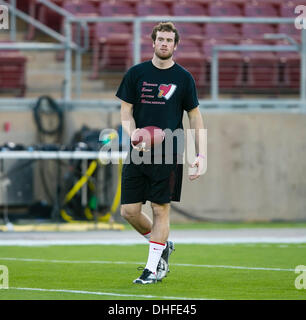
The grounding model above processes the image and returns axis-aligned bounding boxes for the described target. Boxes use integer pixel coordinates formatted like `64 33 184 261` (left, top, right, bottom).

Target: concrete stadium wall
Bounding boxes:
1 110 306 222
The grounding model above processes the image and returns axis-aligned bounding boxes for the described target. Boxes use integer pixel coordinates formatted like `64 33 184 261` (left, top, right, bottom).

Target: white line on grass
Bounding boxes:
0 237 306 246
9 287 210 300
0 257 298 272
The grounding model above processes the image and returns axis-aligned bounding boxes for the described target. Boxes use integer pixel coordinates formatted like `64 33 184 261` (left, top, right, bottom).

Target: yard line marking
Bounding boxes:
9 287 210 300
0 237 306 246
0 257 298 272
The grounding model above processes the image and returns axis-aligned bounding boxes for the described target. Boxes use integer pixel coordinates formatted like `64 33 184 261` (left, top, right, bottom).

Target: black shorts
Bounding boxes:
121 157 183 205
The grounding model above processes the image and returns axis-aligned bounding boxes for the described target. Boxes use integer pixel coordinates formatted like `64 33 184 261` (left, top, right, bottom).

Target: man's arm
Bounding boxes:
120 100 136 137
187 106 206 180
120 100 147 151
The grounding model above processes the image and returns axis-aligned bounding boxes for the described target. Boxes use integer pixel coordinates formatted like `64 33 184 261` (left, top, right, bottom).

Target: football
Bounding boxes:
131 126 165 150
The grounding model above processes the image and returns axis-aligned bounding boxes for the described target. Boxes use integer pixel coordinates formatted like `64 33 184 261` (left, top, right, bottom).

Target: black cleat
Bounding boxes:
133 268 157 284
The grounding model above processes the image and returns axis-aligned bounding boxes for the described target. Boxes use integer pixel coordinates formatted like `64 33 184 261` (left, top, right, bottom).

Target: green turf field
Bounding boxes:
0 243 306 300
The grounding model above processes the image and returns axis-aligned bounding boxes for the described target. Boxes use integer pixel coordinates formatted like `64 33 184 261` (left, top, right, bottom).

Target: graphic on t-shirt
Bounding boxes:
158 84 177 100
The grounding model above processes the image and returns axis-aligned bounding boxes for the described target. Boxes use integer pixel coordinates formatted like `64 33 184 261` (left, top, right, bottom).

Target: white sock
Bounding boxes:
145 241 166 274
142 231 151 241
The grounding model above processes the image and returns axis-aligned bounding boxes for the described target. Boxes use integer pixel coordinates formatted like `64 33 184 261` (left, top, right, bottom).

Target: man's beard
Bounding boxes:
155 49 173 60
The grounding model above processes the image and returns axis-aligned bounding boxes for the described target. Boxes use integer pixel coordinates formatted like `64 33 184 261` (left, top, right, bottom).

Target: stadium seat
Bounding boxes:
217 0 247 3
244 2 279 17
277 24 300 43
99 1 136 16
142 23 157 40
90 22 132 77
16 0 32 14
280 2 297 17
208 2 243 16
0 43 27 97
172 3 206 44
175 23 205 43
247 0 281 6
239 39 279 89
172 3 207 16
180 0 211 4
275 40 300 89
136 2 171 16
54 0 99 60
202 39 243 89
37 1 64 32
125 40 154 69
25 0 64 40
205 23 241 41
241 24 276 41
279 2 301 42
93 1 135 75
174 40 206 89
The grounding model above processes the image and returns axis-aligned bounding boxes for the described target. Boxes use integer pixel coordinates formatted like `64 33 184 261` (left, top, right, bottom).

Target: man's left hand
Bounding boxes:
189 156 205 181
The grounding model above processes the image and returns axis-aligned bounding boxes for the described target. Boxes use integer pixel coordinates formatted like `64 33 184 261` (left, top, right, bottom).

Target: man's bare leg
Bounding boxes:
121 202 152 235
150 202 170 244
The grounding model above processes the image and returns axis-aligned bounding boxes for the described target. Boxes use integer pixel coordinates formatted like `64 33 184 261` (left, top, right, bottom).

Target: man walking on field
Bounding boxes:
116 22 205 284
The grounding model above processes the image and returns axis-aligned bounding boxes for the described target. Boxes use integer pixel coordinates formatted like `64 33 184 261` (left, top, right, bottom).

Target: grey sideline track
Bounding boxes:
0 228 306 245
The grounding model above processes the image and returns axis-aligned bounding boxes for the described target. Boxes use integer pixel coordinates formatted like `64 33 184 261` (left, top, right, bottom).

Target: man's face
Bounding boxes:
153 31 177 60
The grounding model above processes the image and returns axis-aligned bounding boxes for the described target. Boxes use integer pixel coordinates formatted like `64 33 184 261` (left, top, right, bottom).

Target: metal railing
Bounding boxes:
0 2 305 112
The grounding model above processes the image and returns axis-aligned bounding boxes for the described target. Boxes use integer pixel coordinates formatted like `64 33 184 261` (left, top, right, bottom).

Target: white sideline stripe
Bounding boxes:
0 237 306 246
9 287 209 300
0 257 297 272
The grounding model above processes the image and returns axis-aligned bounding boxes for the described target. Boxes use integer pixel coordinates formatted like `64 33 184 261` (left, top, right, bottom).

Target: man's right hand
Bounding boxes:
131 128 149 152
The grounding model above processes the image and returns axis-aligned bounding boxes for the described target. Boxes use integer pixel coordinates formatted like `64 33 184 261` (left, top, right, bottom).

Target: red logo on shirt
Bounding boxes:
158 84 177 100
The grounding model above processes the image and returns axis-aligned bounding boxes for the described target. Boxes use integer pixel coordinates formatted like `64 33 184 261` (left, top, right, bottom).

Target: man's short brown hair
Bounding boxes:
151 22 180 45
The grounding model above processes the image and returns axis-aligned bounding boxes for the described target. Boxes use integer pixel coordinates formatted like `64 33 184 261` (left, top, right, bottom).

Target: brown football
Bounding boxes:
131 126 165 149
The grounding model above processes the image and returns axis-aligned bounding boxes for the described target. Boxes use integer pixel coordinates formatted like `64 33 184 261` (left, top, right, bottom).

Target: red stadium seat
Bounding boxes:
241 24 276 40
54 0 99 60
172 3 207 16
248 0 281 6
125 41 153 69
203 39 243 89
279 1 302 42
277 24 300 43
216 0 247 3
280 2 297 17
90 22 132 77
0 43 27 97
244 3 279 17
63 1 98 16
275 40 300 89
92 1 135 75
175 23 205 43
16 0 32 13
208 2 243 16
136 2 171 16
25 0 64 40
174 40 206 89
239 39 279 89
142 23 157 40
205 23 241 40
99 1 135 16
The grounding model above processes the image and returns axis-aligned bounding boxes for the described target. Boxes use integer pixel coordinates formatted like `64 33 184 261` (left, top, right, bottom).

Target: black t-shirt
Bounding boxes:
116 61 199 156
